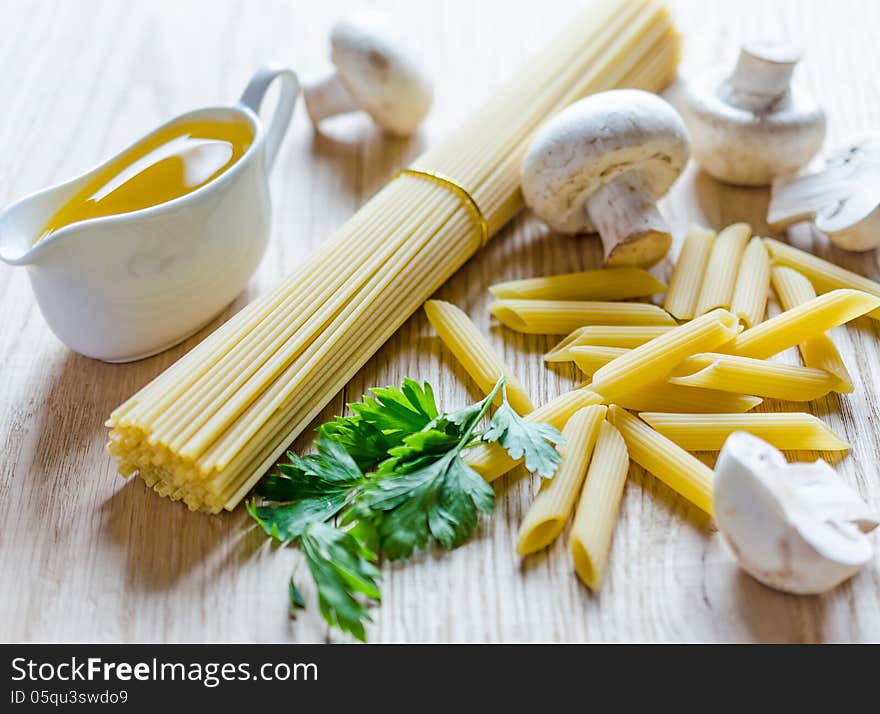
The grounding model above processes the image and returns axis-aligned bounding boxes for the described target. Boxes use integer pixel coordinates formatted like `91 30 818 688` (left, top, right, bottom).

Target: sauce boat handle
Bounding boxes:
239 65 301 171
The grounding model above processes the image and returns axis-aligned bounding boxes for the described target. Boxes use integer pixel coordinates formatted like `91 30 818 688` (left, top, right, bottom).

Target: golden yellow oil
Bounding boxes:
36 118 253 243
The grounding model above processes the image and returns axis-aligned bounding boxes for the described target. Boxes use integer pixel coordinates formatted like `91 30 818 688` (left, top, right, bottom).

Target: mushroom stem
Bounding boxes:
730 43 799 98
303 74 359 125
585 172 673 267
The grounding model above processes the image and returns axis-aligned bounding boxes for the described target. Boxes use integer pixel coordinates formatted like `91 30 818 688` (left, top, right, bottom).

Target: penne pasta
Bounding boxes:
608 406 714 513
570 420 629 590
545 325 676 363
573 352 767 417
570 346 628 375
490 299 675 334
765 238 880 320
589 308 741 401
663 225 715 320
724 289 880 359
694 223 751 316
613 381 762 413
489 268 665 301
639 412 849 451
517 405 606 554
770 266 853 391
424 300 533 414
465 388 603 482
730 237 770 328
668 353 846 401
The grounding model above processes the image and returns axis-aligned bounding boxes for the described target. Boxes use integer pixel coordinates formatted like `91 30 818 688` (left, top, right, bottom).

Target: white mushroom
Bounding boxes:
714 432 878 595
678 42 825 186
520 90 690 268
768 135 880 251
303 12 432 136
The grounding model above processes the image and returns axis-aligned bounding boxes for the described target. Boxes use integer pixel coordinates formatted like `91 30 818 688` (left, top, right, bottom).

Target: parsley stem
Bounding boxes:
453 377 506 451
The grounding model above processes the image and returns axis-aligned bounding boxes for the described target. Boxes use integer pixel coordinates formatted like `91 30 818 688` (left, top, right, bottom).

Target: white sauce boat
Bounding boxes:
0 66 299 362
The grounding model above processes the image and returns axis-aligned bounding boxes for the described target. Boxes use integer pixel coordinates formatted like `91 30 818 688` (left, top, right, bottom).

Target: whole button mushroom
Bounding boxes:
768 135 880 251
303 12 433 137
521 90 690 268
714 432 878 595
679 42 826 186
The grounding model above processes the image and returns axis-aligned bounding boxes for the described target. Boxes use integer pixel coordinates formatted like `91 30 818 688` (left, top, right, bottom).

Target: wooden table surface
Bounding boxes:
1 0 878 644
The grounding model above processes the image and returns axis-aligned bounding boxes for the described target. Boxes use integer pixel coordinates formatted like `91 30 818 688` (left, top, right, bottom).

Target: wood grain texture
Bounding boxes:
1 0 878 643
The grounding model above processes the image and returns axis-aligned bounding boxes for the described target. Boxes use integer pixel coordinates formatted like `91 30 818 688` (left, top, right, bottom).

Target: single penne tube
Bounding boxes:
490 299 675 334
765 238 880 320
545 325 676 363
668 353 845 401
730 237 770 328
639 412 849 451
489 268 666 301
589 308 741 401
770 266 853 391
607 406 714 514
571 346 628 375
517 405 607 555
613 381 762 413
570 420 629 590
663 225 715 320
723 289 880 359
465 388 603 482
424 300 533 414
694 223 752 316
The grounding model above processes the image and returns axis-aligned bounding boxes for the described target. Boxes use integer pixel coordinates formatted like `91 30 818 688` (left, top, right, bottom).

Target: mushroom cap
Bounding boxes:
330 12 432 136
768 135 880 250
680 66 826 186
520 90 690 235
714 432 877 595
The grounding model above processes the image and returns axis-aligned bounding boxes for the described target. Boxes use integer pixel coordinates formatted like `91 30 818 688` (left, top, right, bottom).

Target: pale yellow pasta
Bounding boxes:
424 300 533 414
571 346 628 375
607 406 713 514
724 289 880 359
765 238 880 320
663 225 715 320
770 266 853 391
104 0 682 512
589 308 740 401
613 382 762 413
490 299 675 334
517 405 606 554
730 237 770 328
489 268 665 301
570 420 629 590
639 412 849 451
545 325 675 362
694 223 752 316
465 389 603 482
669 353 845 401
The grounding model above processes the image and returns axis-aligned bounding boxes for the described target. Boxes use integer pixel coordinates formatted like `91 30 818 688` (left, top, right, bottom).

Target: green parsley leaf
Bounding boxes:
318 417 390 471
482 387 564 478
249 376 563 641
351 382 501 560
248 437 364 541
316 379 442 471
354 452 495 560
350 379 439 442
300 522 381 643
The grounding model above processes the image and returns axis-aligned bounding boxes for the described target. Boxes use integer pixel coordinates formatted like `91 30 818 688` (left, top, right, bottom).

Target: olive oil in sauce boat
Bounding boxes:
0 65 299 362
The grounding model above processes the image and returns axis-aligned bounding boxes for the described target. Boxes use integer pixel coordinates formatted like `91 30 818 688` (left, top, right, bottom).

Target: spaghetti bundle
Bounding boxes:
107 0 681 513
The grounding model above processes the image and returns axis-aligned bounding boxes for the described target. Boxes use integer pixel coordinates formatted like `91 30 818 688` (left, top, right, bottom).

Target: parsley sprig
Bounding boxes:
247 377 563 641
